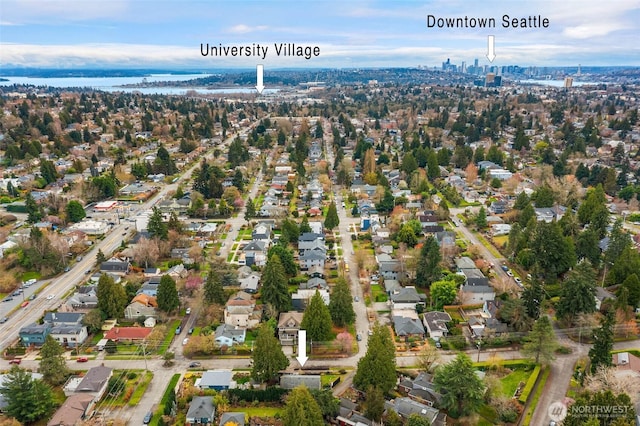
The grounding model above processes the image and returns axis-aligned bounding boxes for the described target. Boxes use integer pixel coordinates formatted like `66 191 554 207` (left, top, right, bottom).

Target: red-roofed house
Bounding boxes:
103 327 152 342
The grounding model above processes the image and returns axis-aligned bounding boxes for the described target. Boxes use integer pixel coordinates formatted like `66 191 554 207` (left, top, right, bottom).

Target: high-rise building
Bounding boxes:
564 77 573 88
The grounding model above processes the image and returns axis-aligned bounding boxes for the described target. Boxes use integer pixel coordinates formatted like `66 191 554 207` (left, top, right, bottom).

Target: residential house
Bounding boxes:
19 322 51 347
100 258 131 276
157 197 191 215
298 233 325 250
390 287 425 310
278 311 303 346
423 312 452 339
534 205 567 223
337 398 374 426
224 292 261 328
291 289 329 312
398 372 443 408
460 282 495 304
389 397 443 425
214 324 247 347
50 324 89 348
219 413 245 426
252 222 272 245
300 276 328 290
66 285 99 311
47 394 94 426
612 352 640 373
455 257 477 271
377 253 402 281
103 327 152 342
489 200 510 215
491 223 512 236
384 278 402 295
124 294 158 320
298 249 326 270
243 240 268 267
393 316 426 338
196 370 236 390
43 312 84 326
280 374 321 390
238 272 260 294
186 396 216 425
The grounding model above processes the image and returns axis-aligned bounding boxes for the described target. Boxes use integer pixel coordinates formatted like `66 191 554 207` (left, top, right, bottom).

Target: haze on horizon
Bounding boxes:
1 0 639 69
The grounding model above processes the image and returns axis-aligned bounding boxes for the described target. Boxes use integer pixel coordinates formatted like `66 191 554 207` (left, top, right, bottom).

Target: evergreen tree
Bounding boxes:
324 202 339 230
608 246 640 286
251 323 289 383
364 386 385 423
354 324 396 394
147 206 168 240
300 215 312 234
244 197 256 221
282 385 324 426
65 200 86 223
97 273 127 319
157 274 179 313
589 310 614 373
261 255 290 314
301 290 333 342
433 353 485 418
0 367 56 424
430 280 458 310
39 335 70 385
563 390 635 426
203 269 226 305
475 206 487 229
25 193 43 223
530 220 576 280
575 228 602 267
522 316 557 365
329 277 355 327
415 235 441 288
268 244 297 277
604 219 632 266
96 249 107 265
556 261 597 321
521 279 544 320
619 273 640 308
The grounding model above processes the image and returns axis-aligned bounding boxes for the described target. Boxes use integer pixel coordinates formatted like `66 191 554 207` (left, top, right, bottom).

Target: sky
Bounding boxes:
1 0 639 70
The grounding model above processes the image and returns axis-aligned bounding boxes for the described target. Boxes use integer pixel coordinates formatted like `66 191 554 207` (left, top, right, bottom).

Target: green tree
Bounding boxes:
301 290 333 342
309 389 339 418
39 159 58 184
354 323 396 394
0 367 55 424
324 201 339 230
430 280 458 310
65 200 86 223
589 310 614 373
416 235 441 288
261 254 290 314
104 338 117 354
25 193 43 223
147 206 168 240
575 228 602 267
608 246 640 286
530 220 576 280
251 323 289 383
475 206 487 229
96 273 127 319
329 277 355 327
433 353 485 418
364 386 385 422
268 244 297 277
577 184 607 225
521 279 544 320
556 261 597 321
203 269 226 305
157 274 179 312
407 414 432 426
375 188 395 214
522 316 557 365
82 308 105 334
619 273 640 308
280 218 300 245
39 335 70 385
604 219 632 267
282 385 324 426
244 197 256 221
300 215 312 234
397 224 418 247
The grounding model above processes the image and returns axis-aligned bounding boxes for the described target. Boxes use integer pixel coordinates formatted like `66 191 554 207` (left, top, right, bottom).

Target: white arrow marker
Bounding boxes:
296 329 308 367
486 35 496 63
256 64 265 94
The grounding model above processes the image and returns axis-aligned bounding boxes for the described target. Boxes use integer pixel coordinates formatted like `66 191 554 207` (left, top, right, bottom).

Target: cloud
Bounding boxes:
227 24 269 34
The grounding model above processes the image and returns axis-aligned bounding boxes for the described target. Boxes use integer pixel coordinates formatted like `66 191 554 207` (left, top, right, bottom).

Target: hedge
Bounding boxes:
228 387 288 403
518 365 541 404
150 373 180 426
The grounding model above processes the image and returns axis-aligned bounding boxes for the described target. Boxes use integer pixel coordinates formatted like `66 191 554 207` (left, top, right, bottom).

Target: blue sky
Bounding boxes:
1 0 639 69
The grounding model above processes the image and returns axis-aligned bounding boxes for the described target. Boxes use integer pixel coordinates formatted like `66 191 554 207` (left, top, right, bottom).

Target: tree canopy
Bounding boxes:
433 353 485 418
251 324 289 383
301 290 333 342
0 367 56 424
261 254 290 314
522 316 557 365
65 200 86 223
39 335 70 385
354 323 396 394
282 385 324 426
157 274 179 312
97 273 127 319
416 235 442 287
324 201 340 230
329 277 355 327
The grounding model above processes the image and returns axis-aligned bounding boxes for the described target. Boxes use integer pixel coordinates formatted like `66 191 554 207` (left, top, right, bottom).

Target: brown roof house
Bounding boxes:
47 394 94 426
278 311 303 346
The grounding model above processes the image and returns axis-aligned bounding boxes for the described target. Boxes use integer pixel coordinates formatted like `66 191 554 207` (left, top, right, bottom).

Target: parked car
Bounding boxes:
188 328 194 335
185 307 191 315
29 294 36 300
76 356 88 362
356 333 362 341
3 296 13 302
435 341 442 349
182 338 189 346
175 326 182 335
506 270 514 277
143 411 152 425
46 294 55 300
189 362 201 368
501 265 509 272
0 317 8 324
8 358 21 364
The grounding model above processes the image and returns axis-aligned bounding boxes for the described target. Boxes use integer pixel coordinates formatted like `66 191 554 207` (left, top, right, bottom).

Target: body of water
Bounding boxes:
0 74 278 95
517 79 602 87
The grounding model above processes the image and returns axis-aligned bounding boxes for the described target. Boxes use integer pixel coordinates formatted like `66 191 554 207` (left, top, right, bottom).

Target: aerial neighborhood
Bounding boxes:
0 64 640 426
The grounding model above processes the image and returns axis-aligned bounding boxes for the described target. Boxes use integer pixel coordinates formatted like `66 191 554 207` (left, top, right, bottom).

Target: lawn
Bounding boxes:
240 406 282 419
371 284 388 302
444 307 464 321
158 320 181 355
21 271 42 281
500 368 531 397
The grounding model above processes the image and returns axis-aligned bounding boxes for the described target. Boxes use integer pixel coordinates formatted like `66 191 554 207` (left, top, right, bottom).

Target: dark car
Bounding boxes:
501 265 509 272
3 296 13 302
189 362 201 368
0 317 8 324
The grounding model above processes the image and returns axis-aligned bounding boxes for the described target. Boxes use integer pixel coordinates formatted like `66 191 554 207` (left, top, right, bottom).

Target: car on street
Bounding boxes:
189 362 201 368
182 338 189 345
29 294 37 300
64 266 70 272
501 265 509 272
85 269 91 274
506 270 514 277
46 294 55 300
188 328 194 335
8 358 21 364
175 326 182 335
143 411 152 425
185 307 191 315
514 277 522 285
0 317 8 324
76 357 88 362
3 296 13 302
354 296 360 302
435 341 442 349
356 333 362 341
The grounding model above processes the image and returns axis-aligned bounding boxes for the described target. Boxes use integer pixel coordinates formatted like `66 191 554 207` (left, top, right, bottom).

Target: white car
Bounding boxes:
506 270 514 277
182 338 189 346
46 294 55 300
185 307 191 315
